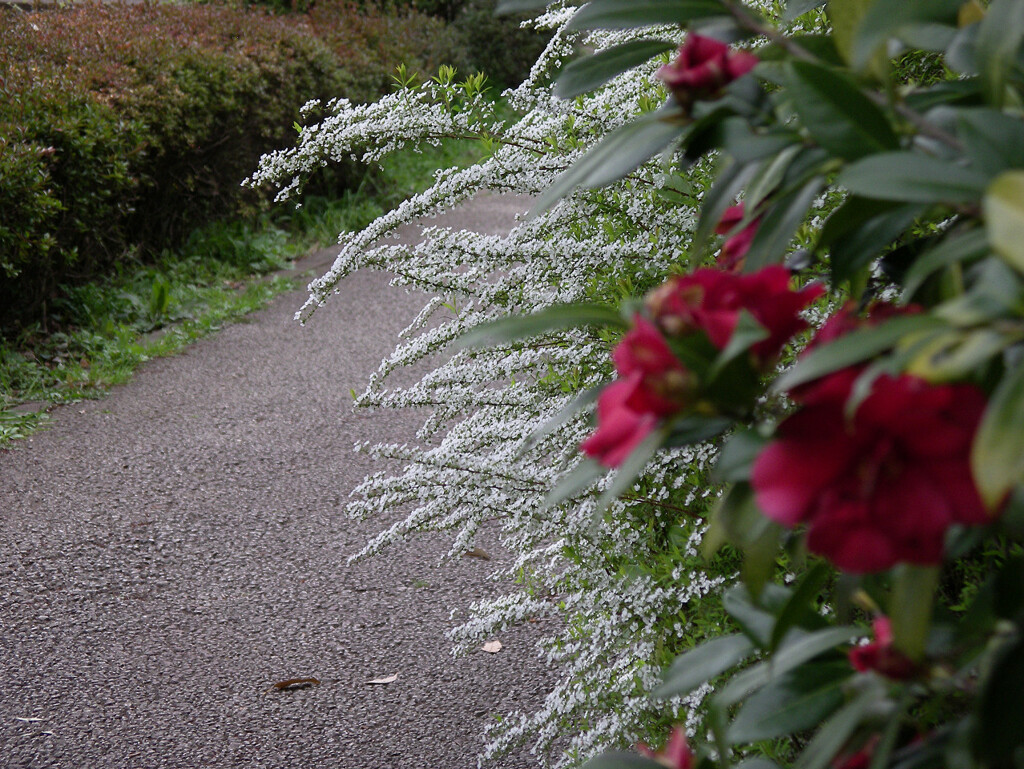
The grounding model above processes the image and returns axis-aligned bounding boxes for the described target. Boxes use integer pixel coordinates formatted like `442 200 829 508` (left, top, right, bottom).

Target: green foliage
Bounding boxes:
0 1 465 330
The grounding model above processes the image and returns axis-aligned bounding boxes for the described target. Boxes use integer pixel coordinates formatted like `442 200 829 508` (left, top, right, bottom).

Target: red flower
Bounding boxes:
638 727 694 769
848 617 919 680
714 203 759 271
657 35 758 109
646 266 823 368
580 376 657 468
612 316 695 416
751 373 988 572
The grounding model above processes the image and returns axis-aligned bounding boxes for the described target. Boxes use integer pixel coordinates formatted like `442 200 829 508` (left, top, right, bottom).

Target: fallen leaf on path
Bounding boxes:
265 677 320 693
367 673 398 685
462 547 491 560
482 640 503 653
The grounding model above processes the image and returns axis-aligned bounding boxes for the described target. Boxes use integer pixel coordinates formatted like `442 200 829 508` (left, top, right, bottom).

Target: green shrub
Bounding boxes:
450 0 550 89
0 1 463 330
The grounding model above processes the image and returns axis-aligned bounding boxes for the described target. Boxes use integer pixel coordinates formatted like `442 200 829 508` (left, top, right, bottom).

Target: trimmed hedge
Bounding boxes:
0 1 459 326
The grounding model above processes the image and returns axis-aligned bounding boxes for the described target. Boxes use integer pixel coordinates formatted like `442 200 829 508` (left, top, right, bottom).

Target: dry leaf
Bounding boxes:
367 673 398 685
482 640 503 653
462 547 491 561
265 677 320 693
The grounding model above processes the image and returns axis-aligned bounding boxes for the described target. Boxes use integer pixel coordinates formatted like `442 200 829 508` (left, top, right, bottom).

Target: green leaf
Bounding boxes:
590 425 668 530
707 310 769 380
712 429 767 484
722 583 791 648
904 328 1015 382
984 170 1024 272
850 0 962 71
518 384 607 457
663 414 733 448
888 564 939 660
742 176 826 272
555 40 675 99
784 0 826 22
715 625 862 707
958 109 1024 179
691 158 757 259
902 228 989 300
975 632 1024 764
974 0 1024 108
742 522 783 600
529 107 687 217
458 303 628 348
542 458 607 512
770 562 833 651
654 633 757 699
566 0 728 31
972 361 1024 511
773 314 948 393
786 61 898 160
704 483 772 558
581 753 667 769
495 0 550 13
819 198 924 286
794 684 882 769
744 145 803 213
730 661 852 744
838 152 989 204
933 257 1024 325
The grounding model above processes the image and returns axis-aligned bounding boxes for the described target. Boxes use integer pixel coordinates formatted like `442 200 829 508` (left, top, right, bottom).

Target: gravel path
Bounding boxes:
0 195 556 768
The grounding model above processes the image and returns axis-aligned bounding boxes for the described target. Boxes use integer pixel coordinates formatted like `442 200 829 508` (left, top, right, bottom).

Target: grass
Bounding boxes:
0 130 487 447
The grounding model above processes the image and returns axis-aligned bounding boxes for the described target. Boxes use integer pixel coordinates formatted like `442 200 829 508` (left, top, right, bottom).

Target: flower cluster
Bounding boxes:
583 266 823 468
751 305 991 573
656 34 758 111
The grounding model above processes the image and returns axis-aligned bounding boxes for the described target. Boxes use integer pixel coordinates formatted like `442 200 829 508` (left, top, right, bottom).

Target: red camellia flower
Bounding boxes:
612 316 695 416
580 375 658 468
848 617 919 680
638 726 694 769
714 203 759 271
657 35 758 109
751 372 989 572
646 266 824 368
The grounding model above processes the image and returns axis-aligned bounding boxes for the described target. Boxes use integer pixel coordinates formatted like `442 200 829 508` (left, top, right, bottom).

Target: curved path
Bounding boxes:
0 195 555 768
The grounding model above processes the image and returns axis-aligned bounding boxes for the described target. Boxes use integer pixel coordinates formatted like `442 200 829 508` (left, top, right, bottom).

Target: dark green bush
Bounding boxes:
450 0 549 89
0 1 461 328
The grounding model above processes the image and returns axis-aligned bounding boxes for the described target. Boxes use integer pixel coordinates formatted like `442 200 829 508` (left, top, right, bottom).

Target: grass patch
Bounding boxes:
0 130 487 446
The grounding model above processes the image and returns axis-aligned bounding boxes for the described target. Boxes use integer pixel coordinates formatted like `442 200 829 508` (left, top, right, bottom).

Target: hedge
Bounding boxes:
0 1 460 327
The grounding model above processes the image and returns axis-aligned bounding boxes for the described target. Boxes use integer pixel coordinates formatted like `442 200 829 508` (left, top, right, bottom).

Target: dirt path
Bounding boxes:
0 195 555 768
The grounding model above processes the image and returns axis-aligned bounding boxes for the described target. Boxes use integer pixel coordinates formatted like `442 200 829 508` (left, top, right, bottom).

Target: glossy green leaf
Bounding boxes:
904 328 1014 382
983 170 1024 272
715 625 862 707
786 61 898 160
722 583 790 648
975 0 1024 108
529 107 686 217
458 303 628 348
566 0 728 31
518 384 607 457
495 0 550 13
972 361 1024 511
691 158 757 259
742 176 826 272
784 0 826 22
822 199 925 286
590 425 669 530
902 228 988 300
654 633 757 699
542 458 606 512
794 684 881 769
838 152 989 204
730 661 852 744
770 562 832 652
957 109 1024 178
974 633 1024 764
581 753 667 769
773 314 948 393
889 564 939 660
555 40 676 99
711 429 767 484
850 0 962 71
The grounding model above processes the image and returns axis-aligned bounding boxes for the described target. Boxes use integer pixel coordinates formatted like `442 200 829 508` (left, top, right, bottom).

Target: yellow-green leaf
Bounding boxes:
984 170 1024 271
972 361 1024 511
